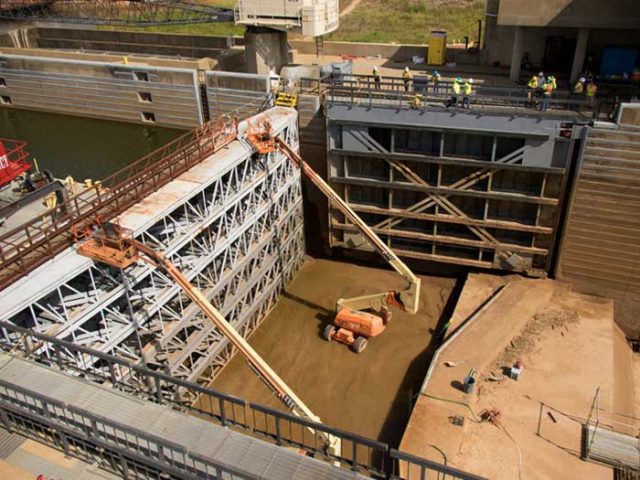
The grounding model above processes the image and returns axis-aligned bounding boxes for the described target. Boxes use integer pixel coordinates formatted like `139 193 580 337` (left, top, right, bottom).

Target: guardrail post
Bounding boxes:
351 442 358 471
219 397 227 427
0 407 13 431
154 375 163 404
59 430 71 457
109 361 117 386
275 415 282 446
119 452 130 480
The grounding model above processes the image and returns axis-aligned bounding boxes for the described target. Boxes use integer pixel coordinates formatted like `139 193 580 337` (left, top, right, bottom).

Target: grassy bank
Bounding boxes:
329 0 485 45
102 0 485 45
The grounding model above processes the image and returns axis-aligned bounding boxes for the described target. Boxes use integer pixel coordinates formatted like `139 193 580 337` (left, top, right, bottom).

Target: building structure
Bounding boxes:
484 0 640 82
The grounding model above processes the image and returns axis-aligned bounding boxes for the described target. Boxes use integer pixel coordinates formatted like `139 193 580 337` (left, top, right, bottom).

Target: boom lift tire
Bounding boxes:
323 324 336 341
352 337 368 354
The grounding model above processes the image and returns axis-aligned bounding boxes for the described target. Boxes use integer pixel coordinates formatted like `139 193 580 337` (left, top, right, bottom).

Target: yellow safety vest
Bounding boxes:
573 82 584 94
463 82 472 95
527 76 538 89
452 82 461 95
586 83 597 97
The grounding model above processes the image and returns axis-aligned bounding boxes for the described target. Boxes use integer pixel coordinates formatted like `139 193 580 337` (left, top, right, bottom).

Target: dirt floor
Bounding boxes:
211 257 456 446
401 273 638 479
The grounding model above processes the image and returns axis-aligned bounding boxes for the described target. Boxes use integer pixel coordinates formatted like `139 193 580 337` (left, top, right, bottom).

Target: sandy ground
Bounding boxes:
211 257 456 445
0 438 118 479
401 274 637 479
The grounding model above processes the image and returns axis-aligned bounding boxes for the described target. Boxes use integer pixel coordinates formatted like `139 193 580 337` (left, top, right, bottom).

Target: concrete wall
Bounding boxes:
205 71 272 121
35 28 245 58
497 0 640 29
0 54 203 128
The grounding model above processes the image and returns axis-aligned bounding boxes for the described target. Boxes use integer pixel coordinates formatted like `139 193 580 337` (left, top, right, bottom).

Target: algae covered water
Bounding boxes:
0 108 184 182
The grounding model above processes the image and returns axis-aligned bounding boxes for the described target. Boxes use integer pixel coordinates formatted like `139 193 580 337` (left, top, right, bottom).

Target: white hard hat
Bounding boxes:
405 66 409 71
579 77 586 83
468 78 474 83
373 66 379 71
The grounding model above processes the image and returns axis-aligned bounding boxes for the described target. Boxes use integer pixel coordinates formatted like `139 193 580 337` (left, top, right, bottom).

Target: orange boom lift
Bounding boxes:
246 117 421 354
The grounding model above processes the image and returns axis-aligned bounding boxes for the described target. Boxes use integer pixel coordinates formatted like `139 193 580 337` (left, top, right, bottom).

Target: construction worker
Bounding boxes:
373 66 381 90
431 69 441 94
410 94 423 109
446 76 462 108
462 78 473 109
572 77 586 110
402 67 412 92
527 74 539 105
540 78 554 112
586 79 598 108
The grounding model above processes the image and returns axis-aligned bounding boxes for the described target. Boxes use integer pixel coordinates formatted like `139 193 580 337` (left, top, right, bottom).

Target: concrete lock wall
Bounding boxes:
205 70 272 121
35 28 245 57
0 54 204 128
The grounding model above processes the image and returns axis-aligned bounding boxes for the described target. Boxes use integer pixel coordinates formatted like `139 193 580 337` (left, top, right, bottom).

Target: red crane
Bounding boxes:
0 138 31 188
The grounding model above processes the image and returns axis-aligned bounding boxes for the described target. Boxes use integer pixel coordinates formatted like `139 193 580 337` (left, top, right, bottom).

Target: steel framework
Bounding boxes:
0 1 234 25
1 109 305 390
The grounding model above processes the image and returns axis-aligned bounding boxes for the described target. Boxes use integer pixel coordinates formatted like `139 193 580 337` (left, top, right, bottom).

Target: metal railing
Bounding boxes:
0 320 486 479
0 117 237 290
324 74 598 118
0 378 252 480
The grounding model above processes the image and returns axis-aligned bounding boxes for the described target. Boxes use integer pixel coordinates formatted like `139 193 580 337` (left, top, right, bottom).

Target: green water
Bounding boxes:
0 108 185 181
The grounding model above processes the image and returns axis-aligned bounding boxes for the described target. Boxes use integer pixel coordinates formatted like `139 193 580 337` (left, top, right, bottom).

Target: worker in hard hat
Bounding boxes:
540 77 554 112
527 74 539 106
572 77 586 110
373 66 381 90
402 66 412 92
411 94 423 109
462 78 473 109
431 70 441 94
446 76 462 108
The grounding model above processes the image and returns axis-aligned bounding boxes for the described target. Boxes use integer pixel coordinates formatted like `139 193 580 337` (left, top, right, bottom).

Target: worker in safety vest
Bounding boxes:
547 75 557 90
411 94 423 109
462 78 473 109
447 77 462 107
431 70 441 94
573 77 585 95
540 79 554 112
527 74 539 104
373 66 381 90
402 67 412 92
586 80 598 107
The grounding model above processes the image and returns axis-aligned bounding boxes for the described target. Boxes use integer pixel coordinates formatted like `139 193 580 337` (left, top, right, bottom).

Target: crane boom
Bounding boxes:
274 137 421 314
75 228 340 455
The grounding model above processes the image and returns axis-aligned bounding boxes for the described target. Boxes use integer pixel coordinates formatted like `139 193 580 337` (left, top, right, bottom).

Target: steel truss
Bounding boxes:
0 1 234 25
3 119 305 390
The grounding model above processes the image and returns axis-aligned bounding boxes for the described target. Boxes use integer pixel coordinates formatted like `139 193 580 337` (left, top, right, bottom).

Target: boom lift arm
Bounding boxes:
274 137 421 316
75 225 341 455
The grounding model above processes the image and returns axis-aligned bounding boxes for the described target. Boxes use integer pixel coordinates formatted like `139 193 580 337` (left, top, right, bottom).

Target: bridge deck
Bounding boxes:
0 354 367 480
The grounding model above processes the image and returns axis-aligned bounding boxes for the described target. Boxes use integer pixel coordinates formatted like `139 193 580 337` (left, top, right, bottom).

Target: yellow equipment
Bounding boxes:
427 30 447 66
275 92 298 108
